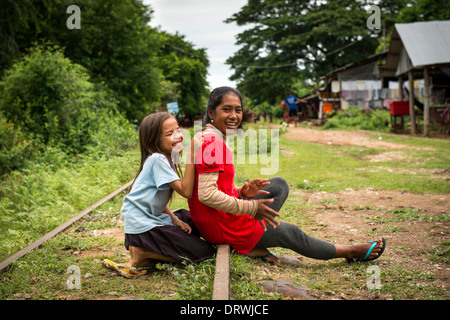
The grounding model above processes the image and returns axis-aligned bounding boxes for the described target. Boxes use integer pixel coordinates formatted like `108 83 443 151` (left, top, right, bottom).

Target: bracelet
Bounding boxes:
238 188 249 200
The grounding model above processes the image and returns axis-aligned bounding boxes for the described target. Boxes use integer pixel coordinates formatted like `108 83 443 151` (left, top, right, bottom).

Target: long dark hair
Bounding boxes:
203 86 255 128
126 112 182 198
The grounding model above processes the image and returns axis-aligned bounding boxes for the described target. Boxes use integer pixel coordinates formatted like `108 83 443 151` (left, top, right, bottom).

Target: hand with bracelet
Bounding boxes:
163 206 192 234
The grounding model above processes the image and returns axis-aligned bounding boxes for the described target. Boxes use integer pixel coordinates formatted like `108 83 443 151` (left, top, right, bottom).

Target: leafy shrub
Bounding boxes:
323 106 390 132
0 43 119 154
0 43 137 175
0 114 34 176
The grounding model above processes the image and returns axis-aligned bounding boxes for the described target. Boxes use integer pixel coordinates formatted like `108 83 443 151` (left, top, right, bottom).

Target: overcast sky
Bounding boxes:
144 0 248 90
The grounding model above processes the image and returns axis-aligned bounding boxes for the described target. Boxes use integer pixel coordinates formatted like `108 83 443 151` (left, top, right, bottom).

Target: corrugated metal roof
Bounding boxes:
395 20 450 68
320 52 387 80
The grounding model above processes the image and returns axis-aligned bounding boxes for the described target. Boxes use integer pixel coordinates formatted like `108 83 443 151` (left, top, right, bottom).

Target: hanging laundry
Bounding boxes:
356 80 366 90
341 81 350 90
331 81 340 93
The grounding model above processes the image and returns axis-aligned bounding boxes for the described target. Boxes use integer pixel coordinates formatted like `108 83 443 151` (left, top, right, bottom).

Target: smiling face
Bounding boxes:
160 117 183 156
208 93 243 135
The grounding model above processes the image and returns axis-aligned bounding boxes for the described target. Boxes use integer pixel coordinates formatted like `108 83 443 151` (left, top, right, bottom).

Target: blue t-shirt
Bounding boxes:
286 95 298 111
121 153 180 234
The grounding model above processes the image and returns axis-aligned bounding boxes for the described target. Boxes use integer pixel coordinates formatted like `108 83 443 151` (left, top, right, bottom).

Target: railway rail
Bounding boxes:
0 181 231 300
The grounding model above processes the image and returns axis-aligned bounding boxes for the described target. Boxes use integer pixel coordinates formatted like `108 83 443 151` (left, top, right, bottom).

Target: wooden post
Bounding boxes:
423 67 430 136
398 76 403 100
408 70 416 134
212 244 230 300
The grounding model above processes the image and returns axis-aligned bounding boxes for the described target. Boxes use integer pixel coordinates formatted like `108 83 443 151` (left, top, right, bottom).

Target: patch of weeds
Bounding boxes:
429 240 450 264
380 268 443 299
296 180 319 190
388 208 449 222
364 207 449 224
388 207 424 221
362 213 390 224
157 260 215 300
353 205 378 210
318 198 339 204
75 207 122 231
229 254 282 299
342 146 382 159
382 225 407 233
55 233 114 253
157 252 279 300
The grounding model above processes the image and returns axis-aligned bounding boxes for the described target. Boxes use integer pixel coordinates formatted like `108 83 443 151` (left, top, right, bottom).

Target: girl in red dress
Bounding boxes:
188 87 386 264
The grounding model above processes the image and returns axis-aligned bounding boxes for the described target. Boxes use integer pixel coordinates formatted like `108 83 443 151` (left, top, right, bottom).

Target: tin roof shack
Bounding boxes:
318 52 389 119
384 21 450 135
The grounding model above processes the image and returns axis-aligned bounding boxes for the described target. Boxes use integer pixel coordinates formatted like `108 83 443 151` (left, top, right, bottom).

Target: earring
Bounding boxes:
211 119 214 123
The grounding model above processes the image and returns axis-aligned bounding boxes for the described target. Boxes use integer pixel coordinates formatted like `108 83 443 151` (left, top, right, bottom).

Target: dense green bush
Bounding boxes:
0 43 137 175
323 106 390 132
0 114 34 176
0 44 116 151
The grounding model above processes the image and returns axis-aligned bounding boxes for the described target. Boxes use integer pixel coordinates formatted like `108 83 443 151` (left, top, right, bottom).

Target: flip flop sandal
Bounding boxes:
347 238 387 263
258 253 280 264
102 259 147 278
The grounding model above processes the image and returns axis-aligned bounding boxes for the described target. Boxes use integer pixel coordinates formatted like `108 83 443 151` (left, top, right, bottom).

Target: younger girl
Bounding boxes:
104 112 215 277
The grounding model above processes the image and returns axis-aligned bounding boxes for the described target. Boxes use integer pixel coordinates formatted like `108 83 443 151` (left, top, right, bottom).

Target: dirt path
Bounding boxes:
284 126 429 150
298 188 449 299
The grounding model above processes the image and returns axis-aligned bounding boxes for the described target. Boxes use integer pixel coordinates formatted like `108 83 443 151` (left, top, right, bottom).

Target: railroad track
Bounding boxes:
0 181 230 300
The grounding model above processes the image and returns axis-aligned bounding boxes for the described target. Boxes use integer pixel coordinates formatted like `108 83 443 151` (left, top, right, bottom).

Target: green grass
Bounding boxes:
245 121 449 194
0 149 139 261
269 133 449 194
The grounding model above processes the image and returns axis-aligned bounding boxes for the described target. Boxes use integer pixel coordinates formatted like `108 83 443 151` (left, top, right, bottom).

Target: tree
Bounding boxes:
396 0 450 22
225 0 407 103
0 44 117 154
156 31 209 118
2 0 163 121
0 0 55 75
55 0 163 121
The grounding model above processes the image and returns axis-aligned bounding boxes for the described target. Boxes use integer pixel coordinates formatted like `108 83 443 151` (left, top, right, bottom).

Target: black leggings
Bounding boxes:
253 177 336 260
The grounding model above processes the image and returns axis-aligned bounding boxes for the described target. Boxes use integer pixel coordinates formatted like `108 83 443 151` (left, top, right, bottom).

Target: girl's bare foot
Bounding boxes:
247 247 280 264
129 246 179 267
334 238 386 261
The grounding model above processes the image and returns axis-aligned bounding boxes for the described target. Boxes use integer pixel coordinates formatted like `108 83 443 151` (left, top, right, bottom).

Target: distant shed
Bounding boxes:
384 20 450 135
319 52 388 116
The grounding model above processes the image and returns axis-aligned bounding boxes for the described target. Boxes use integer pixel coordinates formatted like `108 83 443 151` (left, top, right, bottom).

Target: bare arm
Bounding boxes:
168 134 201 198
162 206 191 234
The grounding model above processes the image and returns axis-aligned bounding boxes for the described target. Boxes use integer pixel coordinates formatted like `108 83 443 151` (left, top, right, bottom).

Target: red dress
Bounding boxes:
188 131 264 255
